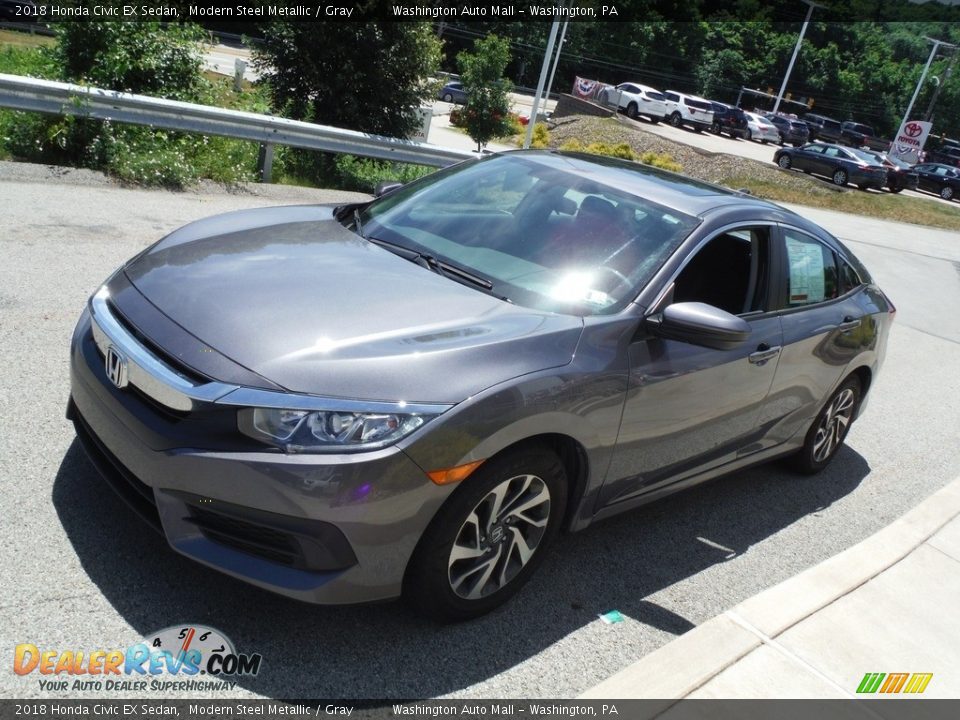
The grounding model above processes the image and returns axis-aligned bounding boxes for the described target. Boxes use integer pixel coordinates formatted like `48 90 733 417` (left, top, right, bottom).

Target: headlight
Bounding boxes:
238 407 435 453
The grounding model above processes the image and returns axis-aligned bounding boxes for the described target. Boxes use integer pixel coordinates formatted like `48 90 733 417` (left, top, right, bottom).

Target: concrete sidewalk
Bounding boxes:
581 476 960 704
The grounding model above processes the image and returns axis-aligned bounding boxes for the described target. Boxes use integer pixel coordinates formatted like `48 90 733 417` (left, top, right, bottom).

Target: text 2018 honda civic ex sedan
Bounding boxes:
69 151 893 621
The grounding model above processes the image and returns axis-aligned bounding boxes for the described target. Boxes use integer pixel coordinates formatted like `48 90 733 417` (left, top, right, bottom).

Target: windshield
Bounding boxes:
357 154 699 316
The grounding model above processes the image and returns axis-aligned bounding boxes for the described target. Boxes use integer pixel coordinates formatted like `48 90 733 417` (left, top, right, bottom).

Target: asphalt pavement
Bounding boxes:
1 161 958 700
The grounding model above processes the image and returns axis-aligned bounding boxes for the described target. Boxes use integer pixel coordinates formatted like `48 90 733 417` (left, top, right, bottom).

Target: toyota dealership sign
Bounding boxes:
889 119 932 164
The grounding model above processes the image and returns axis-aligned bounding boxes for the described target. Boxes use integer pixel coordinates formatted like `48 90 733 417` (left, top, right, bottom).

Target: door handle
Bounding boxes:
839 316 861 332
748 344 781 365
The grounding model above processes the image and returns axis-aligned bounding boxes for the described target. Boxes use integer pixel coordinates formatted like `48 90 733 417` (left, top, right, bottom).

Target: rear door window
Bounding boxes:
783 230 839 307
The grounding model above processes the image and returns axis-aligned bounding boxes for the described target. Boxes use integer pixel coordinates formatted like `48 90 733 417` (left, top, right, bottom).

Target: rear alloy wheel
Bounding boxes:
940 185 954 201
442 93 453 103
626 103 639 120
404 446 567 622
669 112 682 127
791 376 861 474
778 154 792 169
832 169 848 187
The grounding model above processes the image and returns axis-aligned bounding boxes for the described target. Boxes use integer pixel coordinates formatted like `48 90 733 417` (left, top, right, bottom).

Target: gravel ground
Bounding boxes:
546 115 840 196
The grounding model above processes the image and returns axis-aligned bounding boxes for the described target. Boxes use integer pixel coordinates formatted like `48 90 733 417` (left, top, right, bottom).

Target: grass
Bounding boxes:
722 175 960 232
0 29 55 49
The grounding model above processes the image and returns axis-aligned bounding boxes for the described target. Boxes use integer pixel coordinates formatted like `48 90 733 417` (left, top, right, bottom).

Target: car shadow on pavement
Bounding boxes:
52 439 869 699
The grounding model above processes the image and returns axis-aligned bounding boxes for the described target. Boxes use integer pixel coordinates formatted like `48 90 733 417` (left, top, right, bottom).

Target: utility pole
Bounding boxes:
896 36 956 140
924 45 959 123
772 1 824 115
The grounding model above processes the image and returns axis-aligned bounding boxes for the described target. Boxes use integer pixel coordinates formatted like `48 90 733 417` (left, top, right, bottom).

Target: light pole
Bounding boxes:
523 19 561 148
894 36 956 136
772 0 824 115
544 20 569 108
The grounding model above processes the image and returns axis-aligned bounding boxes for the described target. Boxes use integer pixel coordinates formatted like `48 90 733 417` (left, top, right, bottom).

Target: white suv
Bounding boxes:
662 90 714 132
614 83 668 124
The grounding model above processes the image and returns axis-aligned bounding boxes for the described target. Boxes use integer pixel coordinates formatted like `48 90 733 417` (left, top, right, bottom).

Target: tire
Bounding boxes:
889 186 903 194
626 103 638 120
777 154 792 169
832 169 848 187
760 139 767 145
710 122 721 134
745 129 752 141
790 376 861 475
668 112 682 127
403 445 568 622
442 93 453 103
858 184 868 191
650 117 660 125
940 185 954 201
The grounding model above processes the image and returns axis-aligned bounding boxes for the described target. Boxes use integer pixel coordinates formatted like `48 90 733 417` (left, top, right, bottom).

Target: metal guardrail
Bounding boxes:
0 73 479 181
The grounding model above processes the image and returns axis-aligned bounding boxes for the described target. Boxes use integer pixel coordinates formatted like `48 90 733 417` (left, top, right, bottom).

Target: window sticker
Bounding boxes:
786 235 826 304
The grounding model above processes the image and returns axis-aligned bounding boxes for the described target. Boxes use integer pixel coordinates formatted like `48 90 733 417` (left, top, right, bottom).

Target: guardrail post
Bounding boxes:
234 59 247 92
257 142 274 183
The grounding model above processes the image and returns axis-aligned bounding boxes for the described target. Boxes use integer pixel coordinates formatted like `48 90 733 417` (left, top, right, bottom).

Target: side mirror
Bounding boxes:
646 302 751 350
374 180 404 198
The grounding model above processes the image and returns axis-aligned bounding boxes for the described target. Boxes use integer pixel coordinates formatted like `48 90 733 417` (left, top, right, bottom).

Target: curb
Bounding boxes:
579 475 960 700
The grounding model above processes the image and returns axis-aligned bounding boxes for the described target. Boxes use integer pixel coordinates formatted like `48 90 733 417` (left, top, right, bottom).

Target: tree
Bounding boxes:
253 22 441 139
457 34 514 152
55 20 204 100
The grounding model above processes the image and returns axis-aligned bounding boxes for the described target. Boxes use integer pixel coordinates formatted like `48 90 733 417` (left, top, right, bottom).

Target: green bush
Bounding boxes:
329 155 434 193
530 123 550 149
558 138 682 172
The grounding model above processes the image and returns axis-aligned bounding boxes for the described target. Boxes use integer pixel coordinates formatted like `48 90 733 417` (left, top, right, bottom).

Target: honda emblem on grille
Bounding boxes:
105 346 128 389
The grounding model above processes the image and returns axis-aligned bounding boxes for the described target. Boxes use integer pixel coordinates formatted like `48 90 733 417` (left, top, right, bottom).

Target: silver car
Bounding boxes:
69 151 894 621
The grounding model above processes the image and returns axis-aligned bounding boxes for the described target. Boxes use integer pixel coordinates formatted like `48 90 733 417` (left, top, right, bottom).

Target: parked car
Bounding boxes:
69 151 893 621
857 150 920 193
615 82 668 123
911 162 960 200
803 113 844 144
926 145 960 169
438 81 467 104
840 121 889 151
709 102 749 139
764 113 811 146
743 111 780 144
662 90 714 132
774 142 888 190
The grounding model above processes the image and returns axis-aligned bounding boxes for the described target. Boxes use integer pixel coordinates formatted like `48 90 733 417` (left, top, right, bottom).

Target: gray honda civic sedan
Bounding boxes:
69 151 893 621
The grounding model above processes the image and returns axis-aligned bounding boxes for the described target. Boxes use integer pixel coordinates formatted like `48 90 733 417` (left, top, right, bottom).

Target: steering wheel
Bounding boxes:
594 265 632 293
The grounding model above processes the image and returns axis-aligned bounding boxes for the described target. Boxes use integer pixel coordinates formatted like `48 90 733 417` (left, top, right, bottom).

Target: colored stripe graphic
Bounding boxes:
880 673 909 693
857 673 885 693
856 672 933 694
904 673 933 694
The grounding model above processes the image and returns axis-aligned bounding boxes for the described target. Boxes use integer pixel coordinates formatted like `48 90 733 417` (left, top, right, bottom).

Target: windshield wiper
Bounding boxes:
364 236 495 291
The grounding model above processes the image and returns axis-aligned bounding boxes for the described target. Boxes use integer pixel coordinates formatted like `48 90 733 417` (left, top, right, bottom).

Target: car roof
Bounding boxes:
503 150 796 219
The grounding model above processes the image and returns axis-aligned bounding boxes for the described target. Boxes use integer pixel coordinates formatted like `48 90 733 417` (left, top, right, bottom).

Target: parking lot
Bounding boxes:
1 162 958 700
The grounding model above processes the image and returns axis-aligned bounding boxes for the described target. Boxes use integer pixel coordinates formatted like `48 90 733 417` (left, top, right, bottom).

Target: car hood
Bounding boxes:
123 205 583 404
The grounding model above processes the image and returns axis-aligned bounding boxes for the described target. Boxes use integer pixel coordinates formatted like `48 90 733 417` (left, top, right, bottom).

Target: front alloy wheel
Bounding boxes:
447 474 551 600
791 376 861 474
940 185 954 201
778 154 792 169
404 446 567 621
833 169 849 187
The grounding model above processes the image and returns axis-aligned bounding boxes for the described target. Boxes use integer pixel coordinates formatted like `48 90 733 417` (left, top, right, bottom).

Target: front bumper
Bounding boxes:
69 307 454 604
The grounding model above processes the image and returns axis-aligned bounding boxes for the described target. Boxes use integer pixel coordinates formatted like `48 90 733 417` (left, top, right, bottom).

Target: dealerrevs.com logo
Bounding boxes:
13 625 262 692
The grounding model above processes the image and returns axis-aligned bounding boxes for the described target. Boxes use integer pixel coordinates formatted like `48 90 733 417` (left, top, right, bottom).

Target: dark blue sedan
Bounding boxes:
774 143 888 190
